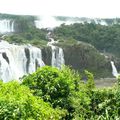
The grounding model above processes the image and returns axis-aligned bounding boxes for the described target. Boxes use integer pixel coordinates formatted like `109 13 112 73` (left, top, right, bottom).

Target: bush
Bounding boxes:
22 66 78 108
0 81 65 119
22 66 95 119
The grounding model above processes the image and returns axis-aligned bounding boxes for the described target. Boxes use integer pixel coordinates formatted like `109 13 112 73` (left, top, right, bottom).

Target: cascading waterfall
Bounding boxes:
0 40 45 82
0 31 65 82
47 32 65 68
0 19 14 33
50 46 64 68
27 46 45 73
110 61 119 78
10 20 14 32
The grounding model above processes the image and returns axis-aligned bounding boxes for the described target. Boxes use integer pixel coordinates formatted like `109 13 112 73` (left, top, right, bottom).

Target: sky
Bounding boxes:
0 0 120 18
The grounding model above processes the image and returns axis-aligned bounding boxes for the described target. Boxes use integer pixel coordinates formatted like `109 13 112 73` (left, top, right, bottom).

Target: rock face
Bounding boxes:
41 42 112 78
60 42 112 78
41 47 52 66
0 40 113 82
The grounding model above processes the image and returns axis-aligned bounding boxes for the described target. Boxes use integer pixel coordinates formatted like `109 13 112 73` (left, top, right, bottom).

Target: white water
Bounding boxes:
28 46 45 73
0 33 65 82
0 19 14 33
35 16 109 29
111 61 119 78
35 16 83 29
35 16 63 29
47 32 65 68
0 40 45 82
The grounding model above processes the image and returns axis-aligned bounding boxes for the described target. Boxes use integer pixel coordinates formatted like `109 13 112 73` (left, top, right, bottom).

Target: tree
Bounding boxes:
0 81 65 119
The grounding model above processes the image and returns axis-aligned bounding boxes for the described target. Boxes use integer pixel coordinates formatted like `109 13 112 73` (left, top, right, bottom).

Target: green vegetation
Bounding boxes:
13 16 35 33
0 14 49 47
2 13 120 58
0 66 119 119
4 28 48 47
0 80 65 120
1 15 120 78
0 66 120 120
1 14 120 119
62 42 111 78
21 66 120 119
22 66 81 119
2 21 118 78
54 23 120 57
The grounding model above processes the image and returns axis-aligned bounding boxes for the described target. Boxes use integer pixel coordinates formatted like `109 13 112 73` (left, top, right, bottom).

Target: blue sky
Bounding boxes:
0 0 120 18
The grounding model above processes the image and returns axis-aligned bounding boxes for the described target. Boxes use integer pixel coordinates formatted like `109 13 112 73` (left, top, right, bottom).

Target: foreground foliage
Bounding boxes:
0 66 120 119
0 81 65 120
22 66 120 119
22 66 82 119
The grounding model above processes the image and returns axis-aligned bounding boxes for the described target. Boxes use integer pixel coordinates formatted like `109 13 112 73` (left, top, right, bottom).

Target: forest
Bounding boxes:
54 23 120 57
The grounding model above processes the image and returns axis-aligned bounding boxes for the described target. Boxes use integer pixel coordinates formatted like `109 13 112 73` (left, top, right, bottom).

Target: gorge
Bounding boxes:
0 38 112 82
0 13 119 82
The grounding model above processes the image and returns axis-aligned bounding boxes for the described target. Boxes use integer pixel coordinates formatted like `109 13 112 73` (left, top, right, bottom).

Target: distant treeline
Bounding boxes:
54 23 120 56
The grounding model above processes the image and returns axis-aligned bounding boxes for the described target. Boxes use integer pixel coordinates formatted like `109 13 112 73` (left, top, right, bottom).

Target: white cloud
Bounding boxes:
0 0 120 18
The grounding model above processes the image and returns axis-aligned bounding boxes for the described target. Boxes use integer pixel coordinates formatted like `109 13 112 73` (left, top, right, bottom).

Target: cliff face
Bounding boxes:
63 43 111 78
0 40 114 82
41 42 112 78
41 47 52 66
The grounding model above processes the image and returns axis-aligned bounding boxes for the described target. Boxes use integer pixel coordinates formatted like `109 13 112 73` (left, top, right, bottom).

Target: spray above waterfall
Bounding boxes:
34 16 87 29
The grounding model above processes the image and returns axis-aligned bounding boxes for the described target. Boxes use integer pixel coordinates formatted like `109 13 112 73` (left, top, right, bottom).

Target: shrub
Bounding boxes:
0 81 65 119
22 66 79 108
22 66 95 119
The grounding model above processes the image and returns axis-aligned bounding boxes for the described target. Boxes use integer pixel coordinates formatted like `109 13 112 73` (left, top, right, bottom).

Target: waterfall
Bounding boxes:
110 61 119 78
10 21 14 32
47 32 65 68
50 46 64 68
0 19 14 33
27 46 45 73
0 32 64 82
0 41 45 82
